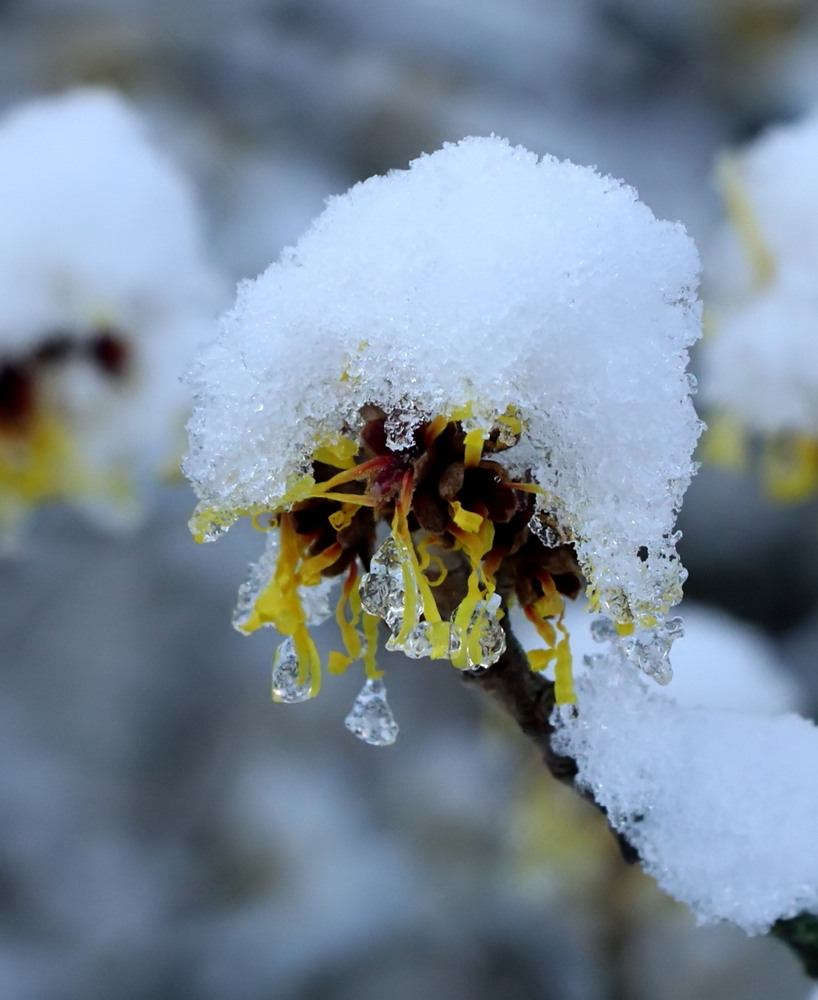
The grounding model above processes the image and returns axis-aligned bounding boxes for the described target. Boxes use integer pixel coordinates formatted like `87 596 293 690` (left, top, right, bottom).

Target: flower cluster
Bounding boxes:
185 136 702 742
701 110 818 501
196 405 583 708
0 88 221 542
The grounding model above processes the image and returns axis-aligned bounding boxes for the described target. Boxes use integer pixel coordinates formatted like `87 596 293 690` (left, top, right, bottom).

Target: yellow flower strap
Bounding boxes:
523 571 576 706
761 434 818 503
328 561 383 679
390 471 450 654
717 152 775 289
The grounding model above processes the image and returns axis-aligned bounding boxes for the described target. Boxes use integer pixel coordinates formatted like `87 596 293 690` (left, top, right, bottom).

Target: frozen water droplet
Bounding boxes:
473 613 506 667
621 624 678 686
530 514 569 549
359 537 407 631
686 372 698 395
662 616 685 640
271 637 312 703
344 678 399 746
389 621 462 660
391 621 433 658
196 521 230 543
631 638 673 685
590 617 618 644
457 593 506 667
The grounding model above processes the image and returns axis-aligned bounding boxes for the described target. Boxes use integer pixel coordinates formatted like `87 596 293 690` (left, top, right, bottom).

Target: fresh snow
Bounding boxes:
554 651 818 933
185 134 702 629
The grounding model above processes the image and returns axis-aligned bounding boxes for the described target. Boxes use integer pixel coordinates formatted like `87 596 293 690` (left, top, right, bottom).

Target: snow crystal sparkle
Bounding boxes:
185 136 702 737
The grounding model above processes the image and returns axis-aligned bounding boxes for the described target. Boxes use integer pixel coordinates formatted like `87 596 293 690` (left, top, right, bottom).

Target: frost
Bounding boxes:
0 88 222 536
553 656 818 933
186 135 702 632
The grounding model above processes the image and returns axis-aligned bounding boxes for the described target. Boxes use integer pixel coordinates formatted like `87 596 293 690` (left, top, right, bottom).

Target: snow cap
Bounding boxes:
186 135 702 630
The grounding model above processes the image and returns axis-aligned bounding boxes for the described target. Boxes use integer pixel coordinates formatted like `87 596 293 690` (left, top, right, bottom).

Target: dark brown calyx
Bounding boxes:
88 328 130 378
0 362 36 433
285 408 584 613
1 324 132 437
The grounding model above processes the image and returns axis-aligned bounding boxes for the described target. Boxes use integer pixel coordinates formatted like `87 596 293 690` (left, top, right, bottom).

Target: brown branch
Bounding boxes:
462 613 577 783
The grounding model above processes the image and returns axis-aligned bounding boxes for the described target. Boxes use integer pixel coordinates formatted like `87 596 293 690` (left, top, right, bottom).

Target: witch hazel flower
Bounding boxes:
185 136 702 743
0 88 221 543
700 110 818 500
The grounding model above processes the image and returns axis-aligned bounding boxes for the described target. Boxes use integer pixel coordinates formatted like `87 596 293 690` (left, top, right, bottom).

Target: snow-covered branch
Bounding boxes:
184 134 818 972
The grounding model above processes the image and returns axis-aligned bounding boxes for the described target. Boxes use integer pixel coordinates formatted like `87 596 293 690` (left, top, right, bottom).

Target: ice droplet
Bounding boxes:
621 618 684 686
627 634 673 685
468 594 506 667
271 637 312 703
195 521 231 543
389 620 462 659
344 678 399 746
530 514 569 549
588 615 683 686
359 537 410 631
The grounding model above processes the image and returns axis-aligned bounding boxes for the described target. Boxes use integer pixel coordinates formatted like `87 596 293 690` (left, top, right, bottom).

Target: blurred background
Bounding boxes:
2 1 818 998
